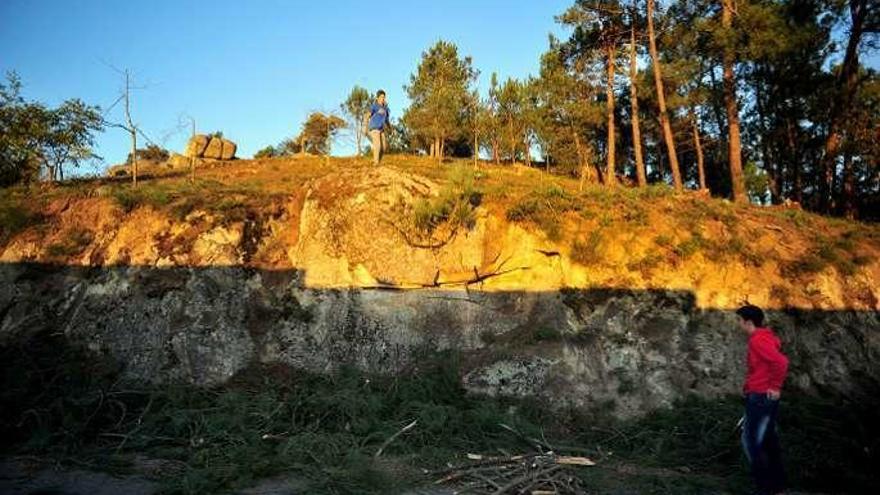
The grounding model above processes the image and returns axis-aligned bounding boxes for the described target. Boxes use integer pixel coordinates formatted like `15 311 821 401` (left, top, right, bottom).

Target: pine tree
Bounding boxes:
340 85 371 156
402 40 477 163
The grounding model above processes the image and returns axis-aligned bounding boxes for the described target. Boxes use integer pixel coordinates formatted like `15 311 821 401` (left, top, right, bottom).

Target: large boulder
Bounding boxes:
202 137 223 159
220 139 237 160
185 135 210 158
185 134 237 160
167 153 191 169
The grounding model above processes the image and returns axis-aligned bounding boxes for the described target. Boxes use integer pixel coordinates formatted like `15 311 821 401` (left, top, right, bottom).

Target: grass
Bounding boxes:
3 328 878 494
0 187 41 243
45 227 93 257
506 185 581 240
412 165 482 233
782 234 872 278
570 230 604 266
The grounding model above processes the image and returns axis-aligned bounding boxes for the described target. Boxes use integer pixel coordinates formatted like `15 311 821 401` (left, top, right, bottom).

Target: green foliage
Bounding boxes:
494 77 532 162
127 144 169 164
744 161 769 204
341 85 372 154
253 145 277 159
531 326 563 343
506 184 580 240
0 189 39 242
297 112 346 156
4 327 877 494
111 185 173 213
782 234 869 278
0 72 103 186
45 227 93 257
530 39 603 174
403 40 477 157
570 230 604 266
673 232 707 260
413 165 482 232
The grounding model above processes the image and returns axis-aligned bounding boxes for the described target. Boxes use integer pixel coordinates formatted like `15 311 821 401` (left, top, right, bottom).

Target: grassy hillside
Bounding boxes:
1 154 877 310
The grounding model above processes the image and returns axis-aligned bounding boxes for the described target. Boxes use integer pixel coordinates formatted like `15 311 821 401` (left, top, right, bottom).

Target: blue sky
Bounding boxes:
0 0 570 173
1 1 877 175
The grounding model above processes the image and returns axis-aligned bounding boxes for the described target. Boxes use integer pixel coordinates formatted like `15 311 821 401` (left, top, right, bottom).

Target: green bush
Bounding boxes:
111 186 173 213
3 329 878 494
45 228 93 257
0 191 38 242
413 165 482 233
505 184 580 240
570 230 603 266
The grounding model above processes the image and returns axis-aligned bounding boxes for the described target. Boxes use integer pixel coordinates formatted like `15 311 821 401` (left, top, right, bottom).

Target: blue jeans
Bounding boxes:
742 393 786 494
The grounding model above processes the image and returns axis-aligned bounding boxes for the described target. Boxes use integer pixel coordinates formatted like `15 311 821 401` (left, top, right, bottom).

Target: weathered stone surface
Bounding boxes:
1 263 878 418
185 134 210 158
203 136 224 159
167 152 191 169
2 166 879 418
184 134 236 160
220 139 237 160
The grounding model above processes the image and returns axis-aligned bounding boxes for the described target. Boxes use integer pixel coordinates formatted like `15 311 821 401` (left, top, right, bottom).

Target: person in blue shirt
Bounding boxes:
365 90 390 165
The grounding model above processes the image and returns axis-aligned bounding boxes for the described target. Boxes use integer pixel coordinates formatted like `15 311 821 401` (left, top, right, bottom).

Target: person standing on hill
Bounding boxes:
365 90 390 166
736 304 789 495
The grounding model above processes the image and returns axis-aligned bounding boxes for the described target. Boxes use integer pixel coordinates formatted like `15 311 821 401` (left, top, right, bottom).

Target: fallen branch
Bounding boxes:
374 419 417 458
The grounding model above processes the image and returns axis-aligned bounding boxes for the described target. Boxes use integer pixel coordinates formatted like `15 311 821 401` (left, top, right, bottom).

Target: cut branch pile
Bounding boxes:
431 452 595 494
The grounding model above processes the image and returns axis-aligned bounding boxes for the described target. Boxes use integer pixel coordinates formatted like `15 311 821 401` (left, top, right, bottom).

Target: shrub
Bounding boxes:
254 146 277 159
505 184 580 240
45 227 93 257
111 186 173 213
570 230 603 266
0 192 38 242
413 165 482 233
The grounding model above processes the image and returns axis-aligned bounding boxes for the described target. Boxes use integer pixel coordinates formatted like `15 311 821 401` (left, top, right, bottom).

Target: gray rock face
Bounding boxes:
1 262 877 418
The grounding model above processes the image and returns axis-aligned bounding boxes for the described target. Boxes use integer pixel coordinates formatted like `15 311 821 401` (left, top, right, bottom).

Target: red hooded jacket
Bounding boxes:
743 327 789 394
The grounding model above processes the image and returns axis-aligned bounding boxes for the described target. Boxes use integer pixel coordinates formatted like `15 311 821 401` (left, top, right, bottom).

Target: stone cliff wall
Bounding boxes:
1 166 878 417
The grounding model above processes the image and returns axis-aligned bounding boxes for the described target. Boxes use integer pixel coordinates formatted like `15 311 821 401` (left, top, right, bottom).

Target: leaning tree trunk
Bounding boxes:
820 0 867 213
647 0 682 191
629 22 647 187
605 42 617 187
721 0 746 203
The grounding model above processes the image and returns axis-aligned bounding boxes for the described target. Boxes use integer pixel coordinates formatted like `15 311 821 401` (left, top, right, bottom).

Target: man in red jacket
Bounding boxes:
737 304 789 495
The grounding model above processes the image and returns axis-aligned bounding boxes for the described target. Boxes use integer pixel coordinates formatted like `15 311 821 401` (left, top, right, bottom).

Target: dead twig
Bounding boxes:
374 419 417 458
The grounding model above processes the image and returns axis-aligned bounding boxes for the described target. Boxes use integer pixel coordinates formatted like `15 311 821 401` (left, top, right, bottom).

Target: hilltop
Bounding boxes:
2 154 879 494
1 154 877 312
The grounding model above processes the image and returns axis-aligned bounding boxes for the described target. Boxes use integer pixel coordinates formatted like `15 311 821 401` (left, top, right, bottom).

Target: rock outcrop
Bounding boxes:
186 134 236 160
3 165 879 418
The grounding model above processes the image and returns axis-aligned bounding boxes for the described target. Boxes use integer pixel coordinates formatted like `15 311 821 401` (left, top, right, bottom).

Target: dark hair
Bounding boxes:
736 305 765 327
377 89 386 97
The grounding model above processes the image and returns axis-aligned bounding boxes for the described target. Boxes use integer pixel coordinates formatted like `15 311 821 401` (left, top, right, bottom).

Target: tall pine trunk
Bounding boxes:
786 119 802 204
690 108 706 190
842 146 855 219
629 22 647 187
647 0 682 191
722 0 746 203
820 0 866 213
605 42 617 187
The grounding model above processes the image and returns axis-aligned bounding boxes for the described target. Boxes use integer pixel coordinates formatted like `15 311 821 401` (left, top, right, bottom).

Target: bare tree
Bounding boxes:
104 67 145 187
